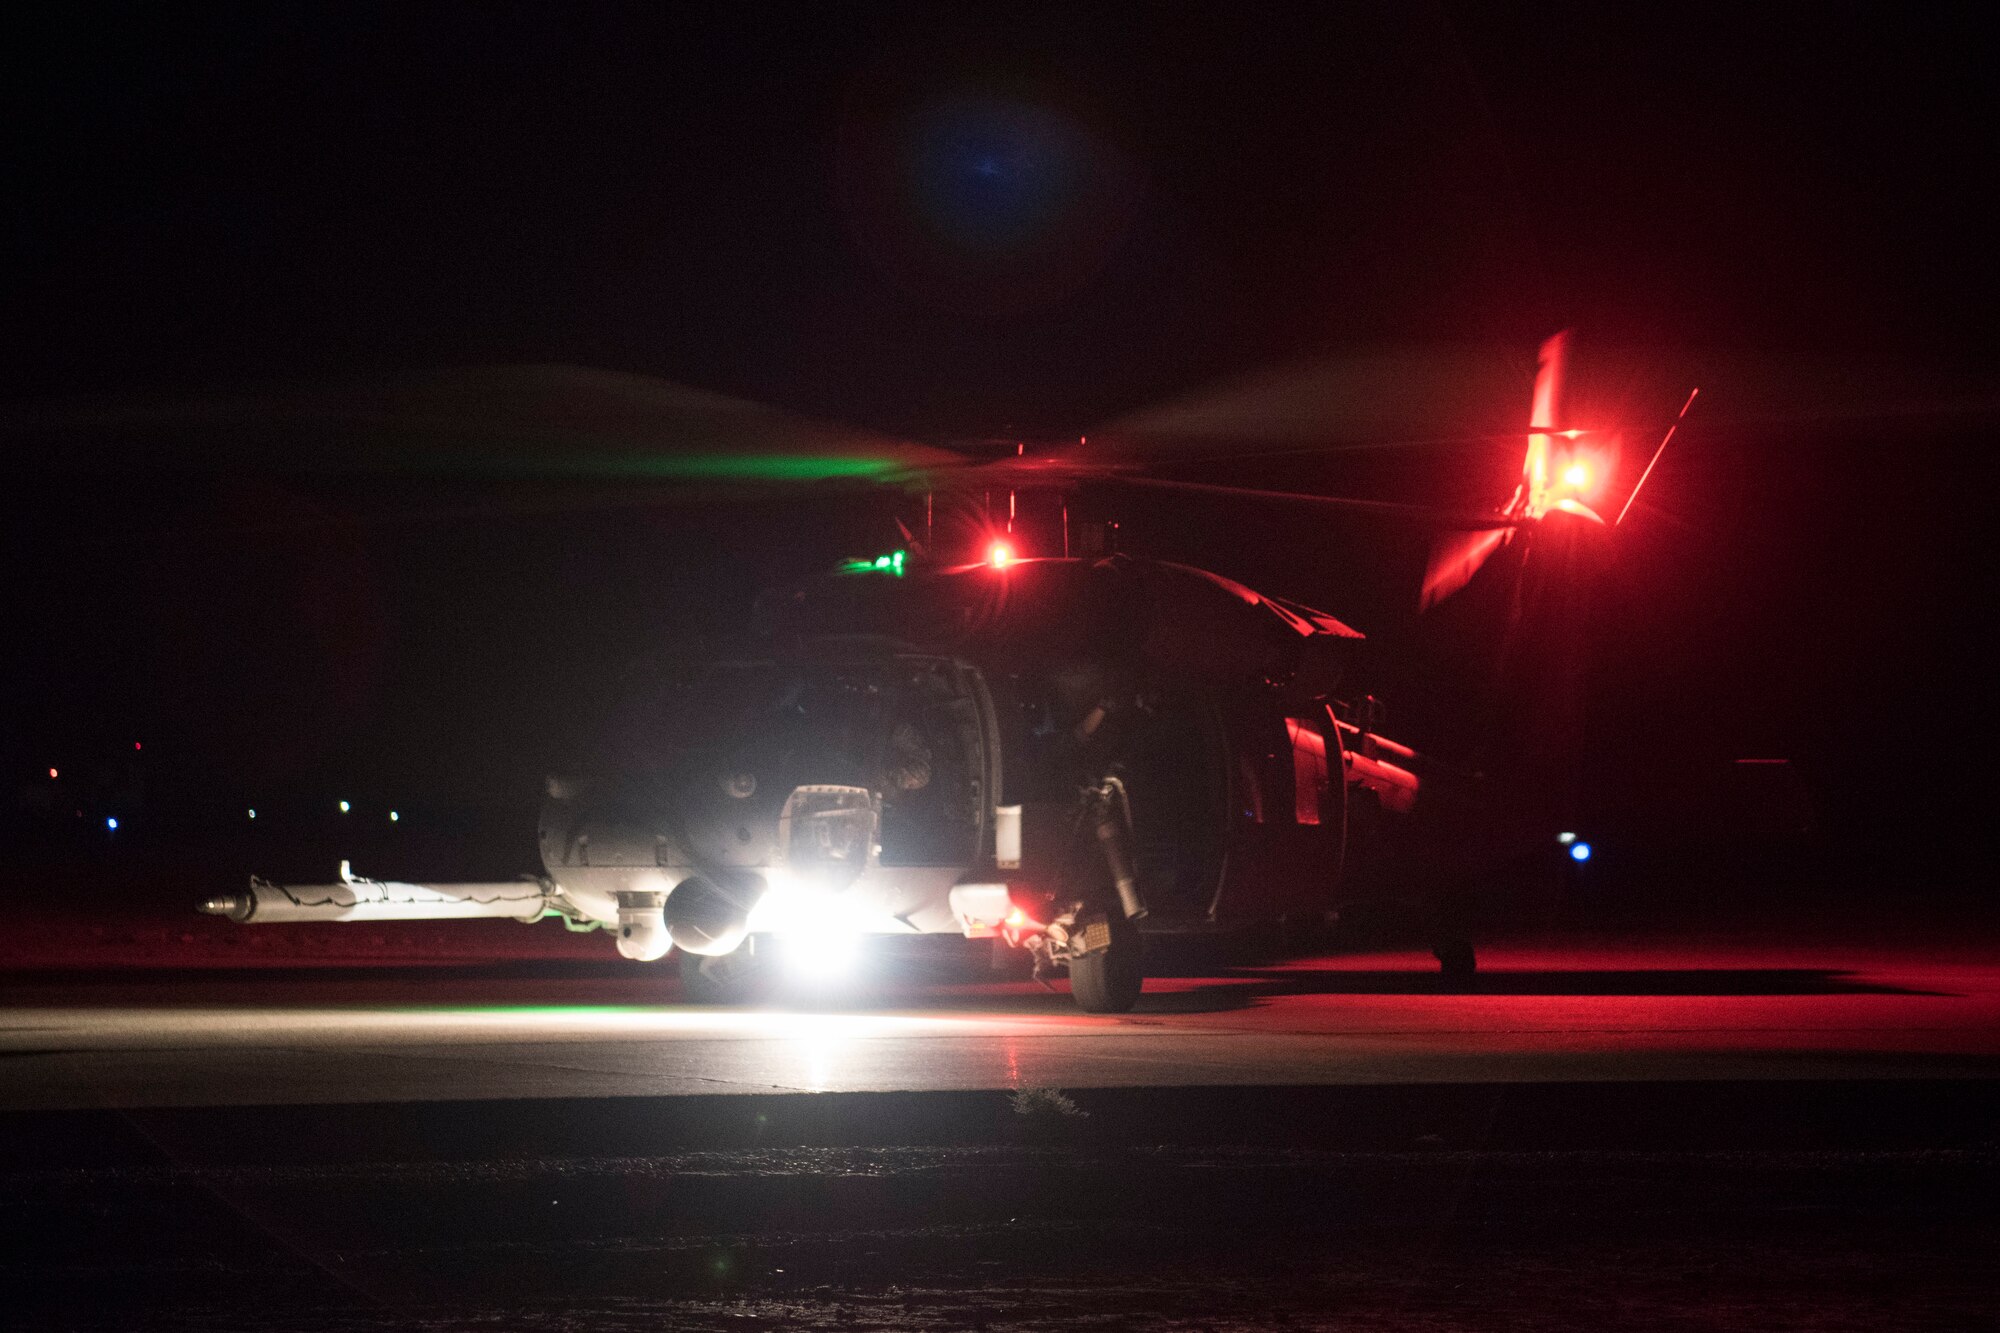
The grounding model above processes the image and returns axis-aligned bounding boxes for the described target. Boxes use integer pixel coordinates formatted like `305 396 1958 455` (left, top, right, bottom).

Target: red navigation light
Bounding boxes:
987 540 1014 569
1563 461 1592 491
48 768 58 779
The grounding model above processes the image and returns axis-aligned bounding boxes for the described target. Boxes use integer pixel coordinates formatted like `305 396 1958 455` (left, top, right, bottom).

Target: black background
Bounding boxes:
7 2 1996 890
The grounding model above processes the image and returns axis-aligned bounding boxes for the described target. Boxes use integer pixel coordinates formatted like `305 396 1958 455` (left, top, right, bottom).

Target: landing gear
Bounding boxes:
677 941 767 1005
1067 912 1145 1013
1432 937 1477 982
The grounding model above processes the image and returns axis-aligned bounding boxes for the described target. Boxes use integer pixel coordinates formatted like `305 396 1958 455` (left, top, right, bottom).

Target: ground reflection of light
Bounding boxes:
796 1030 850 1091
28 1005 1087 1051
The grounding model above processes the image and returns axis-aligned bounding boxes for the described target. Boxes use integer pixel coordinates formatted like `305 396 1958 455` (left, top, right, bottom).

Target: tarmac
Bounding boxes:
6 935 1997 1110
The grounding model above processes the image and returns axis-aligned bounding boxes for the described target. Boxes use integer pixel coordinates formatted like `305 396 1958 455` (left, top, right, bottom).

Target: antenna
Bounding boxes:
1615 387 1700 526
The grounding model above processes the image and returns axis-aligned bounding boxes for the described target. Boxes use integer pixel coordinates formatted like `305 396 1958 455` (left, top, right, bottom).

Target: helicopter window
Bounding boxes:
1236 754 1265 823
652 659 983 867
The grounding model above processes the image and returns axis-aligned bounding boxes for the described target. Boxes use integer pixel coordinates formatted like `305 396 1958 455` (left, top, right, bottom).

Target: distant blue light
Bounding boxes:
1569 841 1593 863
105 816 119 832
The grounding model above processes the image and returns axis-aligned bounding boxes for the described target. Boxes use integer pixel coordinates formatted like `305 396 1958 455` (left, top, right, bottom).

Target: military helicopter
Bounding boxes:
185 332 1692 1011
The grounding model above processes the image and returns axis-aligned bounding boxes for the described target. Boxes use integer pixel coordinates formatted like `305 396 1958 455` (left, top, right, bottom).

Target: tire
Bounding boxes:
1069 914 1145 1013
1432 937 1477 982
678 942 768 1005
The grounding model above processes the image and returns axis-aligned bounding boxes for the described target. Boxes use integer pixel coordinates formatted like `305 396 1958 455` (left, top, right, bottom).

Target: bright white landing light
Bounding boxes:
772 925 864 980
752 875 867 981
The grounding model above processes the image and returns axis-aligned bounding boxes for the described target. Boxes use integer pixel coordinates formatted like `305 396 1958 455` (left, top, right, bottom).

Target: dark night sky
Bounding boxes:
6 2 1997 878
8 3 1991 414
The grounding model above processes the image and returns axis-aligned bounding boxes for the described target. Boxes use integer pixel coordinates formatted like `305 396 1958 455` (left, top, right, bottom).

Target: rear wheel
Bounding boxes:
1433 937 1477 982
1069 915 1145 1013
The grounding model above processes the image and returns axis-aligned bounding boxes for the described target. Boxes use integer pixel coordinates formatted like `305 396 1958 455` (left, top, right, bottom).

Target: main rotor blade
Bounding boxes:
1110 473 1516 529
1082 345 1534 464
1087 342 2000 468
9 364 966 482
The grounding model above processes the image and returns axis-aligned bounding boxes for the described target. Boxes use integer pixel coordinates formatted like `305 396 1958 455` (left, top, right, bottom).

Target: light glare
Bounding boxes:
752 875 868 983
776 927 862 980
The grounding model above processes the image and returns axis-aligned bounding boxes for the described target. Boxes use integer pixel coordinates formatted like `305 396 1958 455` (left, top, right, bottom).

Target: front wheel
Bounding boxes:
678 943 768 1005
1069 915 1145 1013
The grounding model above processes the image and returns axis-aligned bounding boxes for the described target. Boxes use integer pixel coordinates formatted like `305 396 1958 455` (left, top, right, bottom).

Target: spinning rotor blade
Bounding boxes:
1075 345 1534 466
1109 473 1517 529
1424 331 1576 609
9 364 965 484
1420 526 1510 610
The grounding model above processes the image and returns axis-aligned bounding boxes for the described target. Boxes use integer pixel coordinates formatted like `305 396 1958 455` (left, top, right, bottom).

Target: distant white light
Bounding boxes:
1569 841 1593 862
389 811 400 823
338 800 351 813
105 816 119 831
1556 831 1577 845
248 809 257 819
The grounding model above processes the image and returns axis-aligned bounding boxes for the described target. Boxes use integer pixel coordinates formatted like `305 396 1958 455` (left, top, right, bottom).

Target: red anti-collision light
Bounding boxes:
988 540 1015 569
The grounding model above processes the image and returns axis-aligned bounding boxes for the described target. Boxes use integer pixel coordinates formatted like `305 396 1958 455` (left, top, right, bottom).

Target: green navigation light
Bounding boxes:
839 549 907 577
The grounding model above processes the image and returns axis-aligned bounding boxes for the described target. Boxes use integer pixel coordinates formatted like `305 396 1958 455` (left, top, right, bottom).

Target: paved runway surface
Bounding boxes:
7 936 1997 1110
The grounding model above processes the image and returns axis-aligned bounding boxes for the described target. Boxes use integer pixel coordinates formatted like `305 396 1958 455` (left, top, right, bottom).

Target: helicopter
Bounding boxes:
187 331 1691 1011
